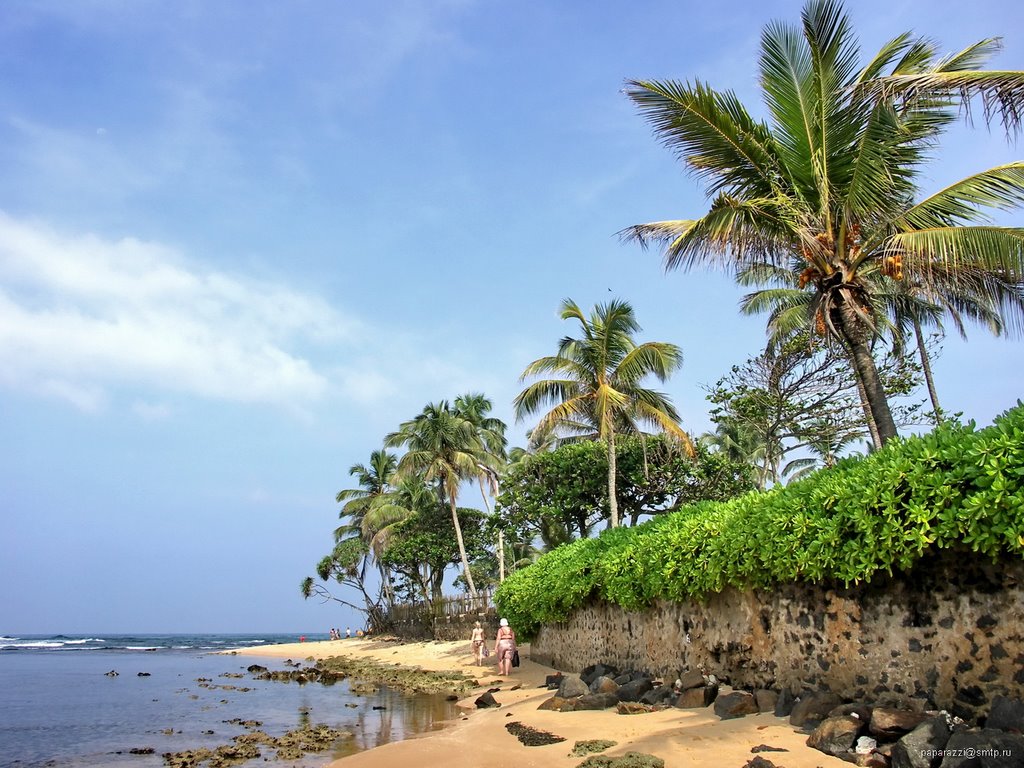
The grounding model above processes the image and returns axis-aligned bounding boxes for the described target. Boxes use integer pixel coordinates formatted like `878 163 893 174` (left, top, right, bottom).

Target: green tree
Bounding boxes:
514 298 693 528
624 0 1024 446
385 400 499 597
706 333 922 487
379 502 489 606
495 434 751 539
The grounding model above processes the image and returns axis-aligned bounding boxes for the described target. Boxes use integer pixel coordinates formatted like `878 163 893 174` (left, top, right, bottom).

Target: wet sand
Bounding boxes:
228 637 847 767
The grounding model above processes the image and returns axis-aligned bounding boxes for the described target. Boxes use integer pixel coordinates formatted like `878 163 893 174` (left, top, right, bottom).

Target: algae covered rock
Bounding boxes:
570 740 618 757
575 752 665 768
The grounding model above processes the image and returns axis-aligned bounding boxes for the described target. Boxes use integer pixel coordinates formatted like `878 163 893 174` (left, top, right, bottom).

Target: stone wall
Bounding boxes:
531 552 1024 720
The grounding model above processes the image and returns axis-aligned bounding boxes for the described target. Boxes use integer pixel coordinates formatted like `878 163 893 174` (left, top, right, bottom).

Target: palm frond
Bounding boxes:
889 226 1024 274
894 163 1024 231
625 78 785 198
866 70 1024 133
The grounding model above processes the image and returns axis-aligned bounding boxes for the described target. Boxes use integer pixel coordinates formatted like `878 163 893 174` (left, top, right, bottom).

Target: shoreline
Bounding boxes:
225 638 847 768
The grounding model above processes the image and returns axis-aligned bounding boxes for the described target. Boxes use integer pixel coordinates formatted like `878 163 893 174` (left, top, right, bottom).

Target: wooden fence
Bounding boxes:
387 590 496 624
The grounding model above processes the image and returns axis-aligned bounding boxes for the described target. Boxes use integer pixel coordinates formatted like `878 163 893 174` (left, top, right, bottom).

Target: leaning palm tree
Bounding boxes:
385 401 497 597
334 449 399 603
623 0 1024 446
514 298 693 528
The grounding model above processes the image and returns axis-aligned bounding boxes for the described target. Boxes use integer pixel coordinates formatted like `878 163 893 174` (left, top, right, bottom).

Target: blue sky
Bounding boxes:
2 0 1022 634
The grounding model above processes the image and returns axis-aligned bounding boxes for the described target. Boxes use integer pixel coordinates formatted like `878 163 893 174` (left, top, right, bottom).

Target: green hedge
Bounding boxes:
495 402 1024 640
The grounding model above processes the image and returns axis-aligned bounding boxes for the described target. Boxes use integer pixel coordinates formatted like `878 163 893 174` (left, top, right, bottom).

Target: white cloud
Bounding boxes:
130 400 173 421
0 212 351 410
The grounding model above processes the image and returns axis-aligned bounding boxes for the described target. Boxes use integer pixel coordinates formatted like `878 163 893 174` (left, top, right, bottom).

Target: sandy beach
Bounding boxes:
229 637 846 767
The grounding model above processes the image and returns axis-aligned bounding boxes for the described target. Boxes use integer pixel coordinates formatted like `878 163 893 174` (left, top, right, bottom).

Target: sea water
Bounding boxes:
0 634 459 768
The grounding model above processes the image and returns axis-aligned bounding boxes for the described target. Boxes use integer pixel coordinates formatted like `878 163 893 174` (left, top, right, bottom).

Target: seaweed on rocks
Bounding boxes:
574 752 665 768
504 721 567 746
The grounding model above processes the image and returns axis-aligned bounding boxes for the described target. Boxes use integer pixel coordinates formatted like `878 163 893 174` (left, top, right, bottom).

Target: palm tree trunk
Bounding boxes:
834 301 898 446
477 478 505 583
913 319 942 424
449 491 477 597
852 367 883 451
607 428 619 528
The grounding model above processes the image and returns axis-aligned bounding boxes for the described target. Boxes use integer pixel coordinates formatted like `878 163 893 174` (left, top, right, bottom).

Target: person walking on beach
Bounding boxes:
493 618 516 676
470 621 486 666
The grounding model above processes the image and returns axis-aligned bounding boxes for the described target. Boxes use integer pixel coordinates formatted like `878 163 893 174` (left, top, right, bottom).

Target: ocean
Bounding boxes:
0 634 459 768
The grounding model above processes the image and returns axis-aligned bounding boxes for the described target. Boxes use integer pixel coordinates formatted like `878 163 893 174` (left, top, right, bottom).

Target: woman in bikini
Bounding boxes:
470 621 485 665
493 618 516 676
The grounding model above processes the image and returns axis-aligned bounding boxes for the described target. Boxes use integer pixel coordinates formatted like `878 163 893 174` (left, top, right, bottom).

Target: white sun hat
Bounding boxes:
499 618 509 627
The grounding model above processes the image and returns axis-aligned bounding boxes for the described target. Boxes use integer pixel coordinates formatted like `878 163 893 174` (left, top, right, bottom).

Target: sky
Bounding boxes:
2 0 1022 634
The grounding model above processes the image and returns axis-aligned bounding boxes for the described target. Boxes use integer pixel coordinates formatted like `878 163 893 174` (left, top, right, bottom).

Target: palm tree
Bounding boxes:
700 418 771 489
335 450 397 539
385 401 497 597
623 0 1024 446
514 298 693 528
453 393 509 582
334 449 398 604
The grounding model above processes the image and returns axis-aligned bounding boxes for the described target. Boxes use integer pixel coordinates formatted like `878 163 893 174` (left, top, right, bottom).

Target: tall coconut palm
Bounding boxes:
385 401 497 597
453 393 509 582
514 298 693 528
623 0 1024 446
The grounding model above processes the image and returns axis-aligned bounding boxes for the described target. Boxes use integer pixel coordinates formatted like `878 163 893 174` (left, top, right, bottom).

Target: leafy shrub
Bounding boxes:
495 403 1024 639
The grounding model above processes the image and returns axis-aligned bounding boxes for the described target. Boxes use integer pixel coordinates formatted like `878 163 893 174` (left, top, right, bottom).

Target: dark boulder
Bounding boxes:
590 675 620 695
870 708 932 741
544 673 564 690
938 729 1024 767
988 696 1024 734
890 716 951 768
575 693 620 711
616 678 654 703
677 684 719 709
640 685 675 706
790 692 844 727
754 689 779 714
774 689 797 718
715 691 759 720
679 669 705 691
558 676 590 699
806 715 866 756
475 691 500 708
581 663 620 686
